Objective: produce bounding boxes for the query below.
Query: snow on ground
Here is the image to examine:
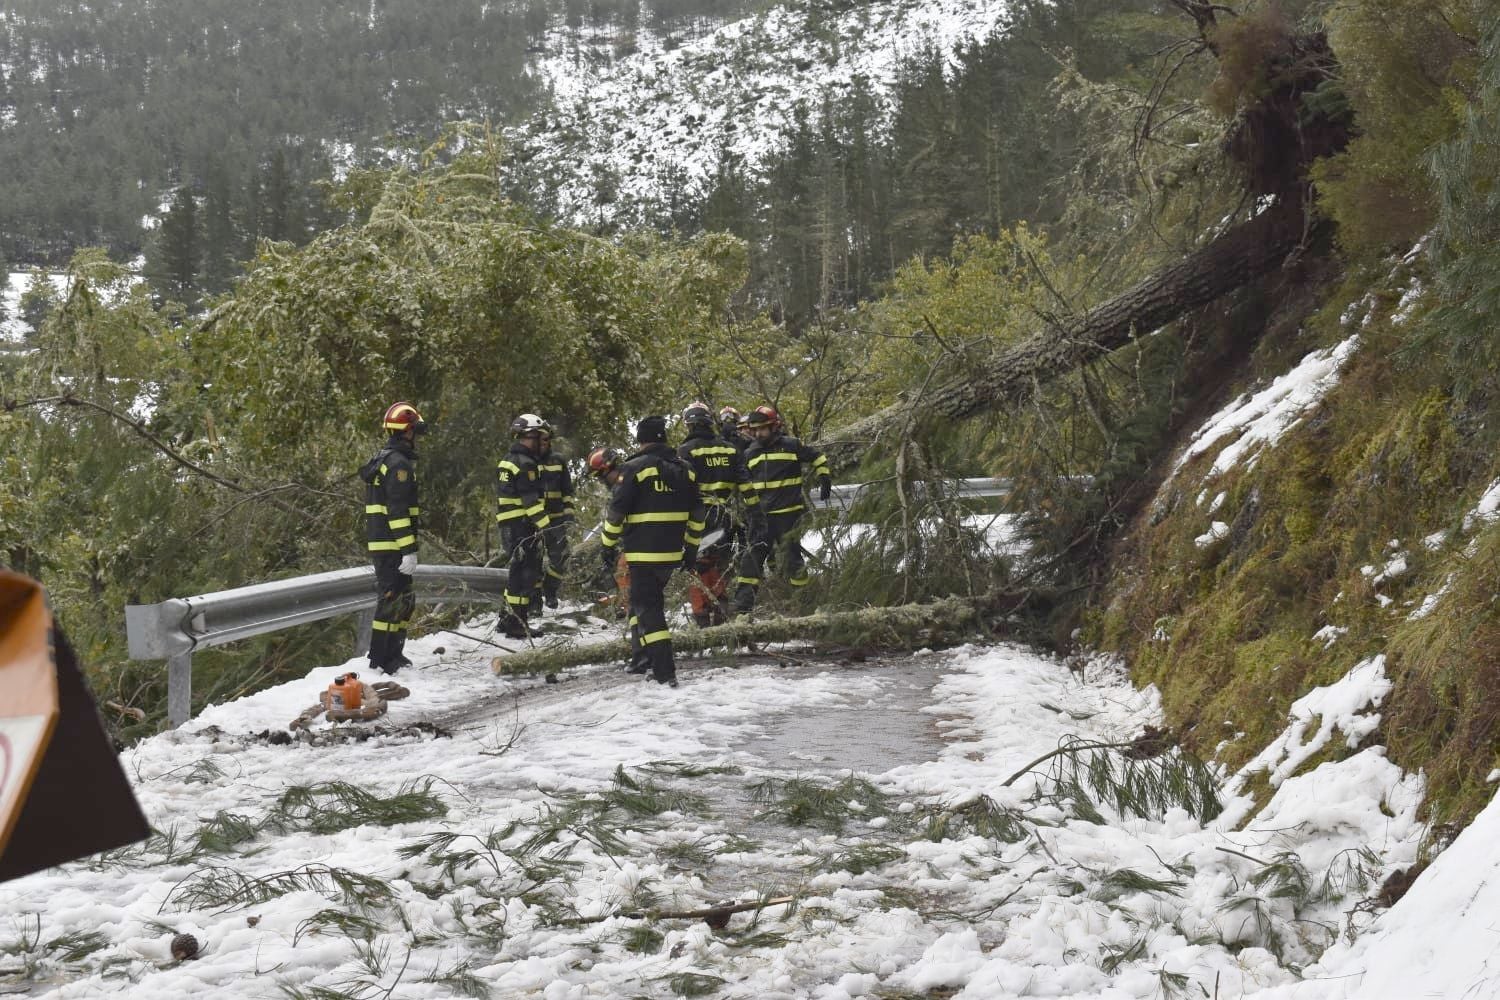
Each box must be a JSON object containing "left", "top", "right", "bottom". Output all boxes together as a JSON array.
[
  {"left": 1, "top": 270, "right": 66, "bottom": 343},
  {"left": 1173, "top": 336, "right": 1360, "bottom": 482},
  {"left": 0, "top": 603, "right": 1445, "bottom": 999}
]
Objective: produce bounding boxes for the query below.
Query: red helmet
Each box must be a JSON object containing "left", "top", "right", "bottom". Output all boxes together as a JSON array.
[
  {"left": 744, "top": 405, "right": 781, "bottom": 430},
  {"left": 587, "top": 447, "right": 623, "bottom": 478},
  {"left": 382, "top": 401, "right": 427, "bottom": 434}
]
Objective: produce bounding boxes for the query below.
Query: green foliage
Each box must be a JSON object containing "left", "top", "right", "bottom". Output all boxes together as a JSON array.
[
  {"left": 1420, "top": 21, "right": 1500, "bottom": 404},
  {"left": 1312, "top": 0, "right": 1484, "bottom": 253},
  {"left": 1, "top": 133, "right": 745, "bottom": 730}
]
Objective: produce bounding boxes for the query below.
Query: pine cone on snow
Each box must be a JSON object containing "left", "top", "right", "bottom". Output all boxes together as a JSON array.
[{"left": 170, "top": 933, "right": 200, "bottom": 961}]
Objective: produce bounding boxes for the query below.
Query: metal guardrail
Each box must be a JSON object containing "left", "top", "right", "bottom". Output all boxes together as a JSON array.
[
  {"left": 125, "top": 565, "right": 507, "bottom": 728},
  {"left": 124, "top": 477, "right": 1017, "bottom": 729},
  {"left": 808, "top": 477, "right": 1012, "bottom": 511}
]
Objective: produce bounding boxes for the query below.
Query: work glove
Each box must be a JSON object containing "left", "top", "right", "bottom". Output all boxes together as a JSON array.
[
  {"left": 398, "top": 552, "right": 418, "bottom": 576},
  {"left": 818, "top": 478, "right": 832, "bottom": 502}
]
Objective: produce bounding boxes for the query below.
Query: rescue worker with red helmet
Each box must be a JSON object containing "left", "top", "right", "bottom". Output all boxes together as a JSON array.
[
  {"left": 599, "top": 416, "right": 705, "bottom": 687},
  {"left": 359, "top": 401, "right": 427, "bottom": 674},
  {"left": 678, "top": 401, "right": 749, "bottom": 626},
  {"left": 585, "top": 446, "right": 629, "bottom": 612},
  {"left": 533, "top": 423, "right": 576, "bottom": 611},
  {"left": 496, "top": 413, "right": 552, "bottom": 638},
  {"left": 734, "top": 404, "right": 831, "bottom": 615}
]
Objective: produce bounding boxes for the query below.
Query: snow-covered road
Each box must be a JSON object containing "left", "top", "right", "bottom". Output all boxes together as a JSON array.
[{"left": 0, "top": 610, "right": 1443, "bottom": 998}]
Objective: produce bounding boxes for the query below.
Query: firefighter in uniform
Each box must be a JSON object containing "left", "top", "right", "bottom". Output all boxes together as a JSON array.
[
  {"left": 677, "top": 401, "right": 750, "bottom": 626},
  {"left": 718, "top": 406, "right": 748, "bottom": 457},
  {"left": 533, "top": 424, "right": 576, "bottom": 611},
  {"left": 734, "top": 405, "right": 831, "bottom": 616},
  {"left": 586, "top": 447, "right": 629, "bottom": 613},
  {"left": 599, "top": 416, "right": 705, "bottom": 687},
  {"left": 360, "top": 401, "right": 427, "bottom": 674},
  {"left": 496, "top": 413, "right": 551, "bottom": 638}
]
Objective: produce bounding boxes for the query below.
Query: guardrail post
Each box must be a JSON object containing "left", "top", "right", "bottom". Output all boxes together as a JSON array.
[
  {"left": 353, "top": 610, "right": 374, "bottom": 657},
  {"left": 167, "top": 651, "right": 193, "bottom": 729}
]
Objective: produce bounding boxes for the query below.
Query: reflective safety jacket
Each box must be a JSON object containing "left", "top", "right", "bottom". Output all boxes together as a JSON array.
[
  {"left": 677, "top": 430, "right": 752, "bottom": 511},
  {"left": 743, "top": 434, "right": 830, "bottom": 516},
  {"left": 496, "top": 442, "right": 550, "bottom": 532},
  {"left": 536, "top": 450, "right": 576, "bottom": 522},
  {"left": 360, "top": 435, "right": 419, "bottom": 555},
  {"left": 602, "top": 444, "right": 706, "bottom": 564}
]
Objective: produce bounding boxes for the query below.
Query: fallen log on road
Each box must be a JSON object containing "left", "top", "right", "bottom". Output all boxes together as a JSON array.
[{"left": 491, "top": 596, "right": 990, "bottom": 676}]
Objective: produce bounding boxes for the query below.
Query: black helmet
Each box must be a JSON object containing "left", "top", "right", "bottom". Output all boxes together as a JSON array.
[
  {"left": 635, "top": 415, "right": 668, "bottom": 444},
  {"left": 510, "top": 412, "right": 547, "bottom": 437}
]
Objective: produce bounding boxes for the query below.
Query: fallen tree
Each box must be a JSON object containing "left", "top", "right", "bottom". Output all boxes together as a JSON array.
[
  {"left": 819, "top": 204, "right": 1328, "bottom": 472},
  {"left": 491, "top": 596, "right": 990, "bottom": 675},
  {"left": 818, "top": 2, "right": 1351, "bottom": 473}
]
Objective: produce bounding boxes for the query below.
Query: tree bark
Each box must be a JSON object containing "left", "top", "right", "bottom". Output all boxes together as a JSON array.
[
  {"left": 818, "top": 205, "right": 1324, "bottom": 472},
  {"left": 490, "top": 596, "right": 986, "bottom": 675}
]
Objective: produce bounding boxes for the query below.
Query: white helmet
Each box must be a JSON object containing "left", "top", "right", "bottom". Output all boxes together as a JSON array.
[{"left": 510, "top": 413, "right": 548, "bottom": 437}]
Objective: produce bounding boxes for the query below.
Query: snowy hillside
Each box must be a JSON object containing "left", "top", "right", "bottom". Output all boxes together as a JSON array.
[{"left": 510, "top": 0, "right": 1010, "bottom": 225}]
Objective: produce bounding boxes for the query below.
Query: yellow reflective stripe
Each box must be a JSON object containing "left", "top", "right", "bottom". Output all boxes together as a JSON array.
[
  {"left": 543, "top": 491, "right": 563, "bottom": 498},
  {"left": 685, "top": 533, "right": 701, "bottom": 545},
  {"left": 736, "top": 576, "right": 761, "bottom": 586},
  {"left": 757, "top": 477, "right": 804, "bottom": 490},
  {"left": 496, "top": 509, "right": 529, "bottom": 522},
  {"left": 701, "top": 496, "right": 726, "bottom": 506},
  {"left": 811, "top": 455, "right": 829, "bottom": 469},
  {"left": 534, "top": 514, "right": 552, "bottom": 529},
  {"left": 546, "top": 567, "right": 564, "bottom": 580},
  {"left": 504, "top": 593, "right": 530, "bottom": 606},
  {"left": 410, "top": 507, "right": 420, "bottom": 517},
  {"left": 497, "top": 497, "right": 523, "bottom": 507},
  {"left": 747, "top": 452, "right": 798, "bottom": 468},
  {"left": 498, "top": 460, "right": 521, "bottom": 474},
  {"left": 789, "top": 575, "right": 811, "bottom": 586},
  {"left": 625, "top": 551, "right": 682, "bottom": 563},
  {"left": 624, "top": 511, "right": 690, "bottom": 524},
  {"left": 379, "top": 463, "right": 389, "bottom": 475},
  {"left": 628, "top": 615, "right": 639, "bottom": 627},
  {"left": 603, "top": 522, "right": 623, "bottom": 535},
  {"left": 365, "top": 504, "right": 388, "bottom": 514},
  {"left": 701, "top": 481, "right": 736, "bottom": 491},
  {"left": 368, "top": 540, "right": 400, "bottom": 551},
  {"left": 689, "top": 444, "right": 737, "bottom": 457},
  {"left": 768, "top": 505, "right": 805, "bottom": 515},
  {"left": 641, "top": 629, "right": 672, "bottom": 645},
  {"left": 744, "top": 495, "right": 760, "bottom": 507},
  {"left": 371, "top": 620, "right": 402, "bottom": 632},
  {"left": 601, "top": 535, "right": 619, "bottom": 549},
  {"left": 687, "top": 518, "right": 705, "bottom": 531},
  {"left": 635, "top": 466, "right": 659, "bottom": 481},
  {"left": 388, "top": 517, "right": 412, "bottom": 529},
  {"left": 392, "top": 534, "right": 415, "bottom": 548}
]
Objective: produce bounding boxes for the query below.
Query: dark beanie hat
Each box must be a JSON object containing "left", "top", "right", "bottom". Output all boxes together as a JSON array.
[{"left": 635, "top": 415, "right": 668, "bottom": 444}]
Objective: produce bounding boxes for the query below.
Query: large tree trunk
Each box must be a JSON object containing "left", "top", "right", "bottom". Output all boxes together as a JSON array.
[
  {"left": 491, "top": 596, "right": 987, "bottom": 675},
  {"left": 819, "top": 205, "right": 1324, "bottom": 471}
]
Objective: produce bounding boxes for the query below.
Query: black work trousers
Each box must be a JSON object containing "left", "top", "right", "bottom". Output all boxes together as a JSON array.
[
  {"left": 538, "top": 519, "right": 572, "bottom": 601},
  {"left": 627, "top": 562, "right": 677, "bottom": 684},
  {"left": 734, "top": 510, "right": 808, "bottom": 613},
  {"left": 370, "top": 552, "right": 415, "bottom": 671},
  {"left": 503, "top": 523, "right": 543, "bottom": 631}
]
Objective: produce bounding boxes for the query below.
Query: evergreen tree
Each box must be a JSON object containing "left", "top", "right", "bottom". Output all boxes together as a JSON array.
[
  {"left": 200, "top": 160, "right": 238, "bottom": 295},
  {"left": 146, "top": 186, "right": 200, "bottom": 309}
]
